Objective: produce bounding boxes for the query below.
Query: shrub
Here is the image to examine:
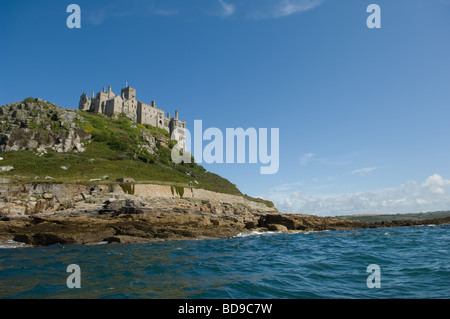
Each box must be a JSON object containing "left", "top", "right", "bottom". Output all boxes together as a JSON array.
[
  {"left": 23, "top": 97, "right": 35, "bottom": 103},
  {"left": 120, "top": 183, "right": 135, "bottom": 195},
  {"left": 168, "top": 140, "right": 177, "bottom": 149},
  {"left": 171, "top": 185, "right": 184, "bottom": 198},
  {"left": 91, "top": 131, "right": 108, "bottom": 142},
  {"left": 107, "top": 136, "right": 129, "bottom": 152}
]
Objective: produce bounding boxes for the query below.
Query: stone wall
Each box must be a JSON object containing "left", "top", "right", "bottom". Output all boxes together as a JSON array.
[
  {"left": 133, "top": 184, "right": 272, "bottom": 211},
  {"left": 27, "top": 183, "right": 124, "bottom": 202},
  {"left": 0, "top": 182, "right": 272, "bottom": 212}
]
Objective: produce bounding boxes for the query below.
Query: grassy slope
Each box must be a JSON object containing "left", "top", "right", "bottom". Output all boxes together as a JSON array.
[{"left": 1, "top": 107, "right": 272, "bottom": 204}]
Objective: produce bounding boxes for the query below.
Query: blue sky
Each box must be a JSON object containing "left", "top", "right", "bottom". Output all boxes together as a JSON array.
[{"left": 1, "top": 0, "right": 450, "bottom": 215}]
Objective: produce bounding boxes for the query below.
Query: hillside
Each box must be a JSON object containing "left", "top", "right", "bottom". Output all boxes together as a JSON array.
[{"left": 0, "top": 98, "right": 273, "bottom": 207}]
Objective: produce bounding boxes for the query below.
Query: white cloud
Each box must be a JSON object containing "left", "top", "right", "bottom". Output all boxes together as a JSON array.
[
  {"left": 273, "top": 0, "right": 324, "bottom": 18},
  {"left": 263, "top": 174, "right": 450, "bottom": 216},
  {"left": 212, "top": 0, "right": 324, "bottom": 19},
  {"left": 86, "top": 1, "right": 178, "bottom": 25},
  {"left": 247, "top": 0, "right": 324, "bottom": 19},
  {"left": 85, "top": 0, "right": 323, "bottom": 24},
  {"left": 299, "top": 152, "right": 315, "bottom": 166},
  {"left": 350, "top": 167, "right": 377, "bottom": 175},
  {"left": 422, "top": 173, "right": 450, "bottom": 195},
  {"left": 218, "top": 0, "right": 236, "bottom": 17},
  {"left": 298, "top": 151, "right": 362, "bottom": 167},
  {"left": 269, "top": 182, "right": 303, "bottom": 192}
]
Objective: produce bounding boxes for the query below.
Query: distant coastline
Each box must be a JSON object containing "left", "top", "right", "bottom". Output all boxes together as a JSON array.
[{"left": 340, "top": 211, "right": 450, "bottom": 223}]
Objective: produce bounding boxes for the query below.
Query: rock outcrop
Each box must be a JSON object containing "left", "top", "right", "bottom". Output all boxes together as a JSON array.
[
  {"left": 0, "top": 99, "right": 90, "bottom": 153},
  {"left": 1, "top": 183, "right": 449, "bottom": 246}
]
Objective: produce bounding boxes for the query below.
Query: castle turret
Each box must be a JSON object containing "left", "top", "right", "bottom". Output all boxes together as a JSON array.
[
  {"left": 121, "top": 86, "right": 136, "bottom": 100},
  {"left": 107, "top": 85, "right": 115, "bottom": 99}
]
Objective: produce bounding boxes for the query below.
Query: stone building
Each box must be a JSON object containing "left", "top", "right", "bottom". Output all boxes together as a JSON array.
[{"left": 79, "top": 85, "right": 186, "bottom": 147}]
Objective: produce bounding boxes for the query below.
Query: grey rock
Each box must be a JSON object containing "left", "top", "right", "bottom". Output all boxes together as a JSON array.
[
  {"left": 42, "top": 193, "right": 53, "bottom": 199},
  {"left": 0, "top": 101, "right": 90, "bottom": 154}
]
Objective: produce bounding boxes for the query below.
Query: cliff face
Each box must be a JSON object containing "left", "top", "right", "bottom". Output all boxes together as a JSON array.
[{"left": 0, "top": 99, "right": 90, "bottom": 153}]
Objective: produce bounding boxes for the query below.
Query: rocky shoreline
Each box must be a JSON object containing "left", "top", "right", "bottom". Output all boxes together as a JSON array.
[{"left": 1, "top": 183, "right": 449, "bottom": 247}]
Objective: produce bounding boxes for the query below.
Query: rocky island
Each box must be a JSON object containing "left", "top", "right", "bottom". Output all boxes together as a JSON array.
[{"left": 1, "top": 98, "right": 449, "bottom": 247}]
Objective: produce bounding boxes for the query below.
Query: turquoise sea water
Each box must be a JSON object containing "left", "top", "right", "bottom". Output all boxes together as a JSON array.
[{"left": 0, "top": 225, "right": 449, "bottom": 299}]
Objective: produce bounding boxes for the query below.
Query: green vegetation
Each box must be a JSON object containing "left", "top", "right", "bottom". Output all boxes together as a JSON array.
[
  {"left": 243, "top": 195, "right": 275, "bottom": 208},
  {"left": 0, "top": 109, "right": 271, "bottom": 206},
  {"left": 142, "top": 123, "right": 170, "bottom": 138},
  {"left": 340, "top": 211, "right": 450, "bottom": 223},
  {"left": 120, "top": 183, "right": 135, "bottom": 195},
  {"left": 23, "top": 97, "right": 36, "bottom": 103},
  {"left": 171, "top": 185, "right": 185, "bottom": 198}
]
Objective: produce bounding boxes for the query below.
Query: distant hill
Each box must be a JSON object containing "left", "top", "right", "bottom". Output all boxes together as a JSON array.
[
  {"left": 0, "top": 98, "right": 274, "bottom": 208},
  {"left": 339, "top": 211, "right": 450, "bottom": 223}
]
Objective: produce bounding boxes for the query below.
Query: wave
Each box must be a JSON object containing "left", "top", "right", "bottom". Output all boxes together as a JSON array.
[
  {"left": 234, "top": 229, "right": 332, "bottom": 238},
  {"left": 234, "top": 230, "right": 282, "bottom": 238},
  {"left": 86, "top": 241, "right": 108, "bottom": 246},
  {"left": 0, "top": 239, "right": 30, "bottom": 249}
]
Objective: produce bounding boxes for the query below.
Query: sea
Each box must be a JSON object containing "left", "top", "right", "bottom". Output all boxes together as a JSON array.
[{"left": 0, "top": 224, "right": 449, "bottom": 299}]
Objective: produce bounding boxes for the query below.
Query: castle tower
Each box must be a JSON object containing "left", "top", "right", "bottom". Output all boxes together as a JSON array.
[{"left": 121, "top": 86, "right": 136, "bottom": 100}]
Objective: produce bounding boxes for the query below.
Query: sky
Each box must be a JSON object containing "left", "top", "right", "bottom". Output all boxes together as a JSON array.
[{"left": 1, "top": 0, "right": 450, "bottom": 216}]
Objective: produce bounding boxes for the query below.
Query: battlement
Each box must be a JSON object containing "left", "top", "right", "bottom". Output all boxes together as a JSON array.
[{"left": 79, "top": 85, "right": 186, "bottom": 146}]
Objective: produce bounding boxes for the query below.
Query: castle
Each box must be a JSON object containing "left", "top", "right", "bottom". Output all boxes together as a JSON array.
[{"left": 79, "top": 85, "right": 186, "bottom": 146}]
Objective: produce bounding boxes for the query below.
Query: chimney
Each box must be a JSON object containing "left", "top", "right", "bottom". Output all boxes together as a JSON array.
[
  {"left": 92, "top": 90, "right": 95, "bottom": 98},
  {"left": 151, "top": 101, "right": 156, "bottom": 107},
  {"left": 175, "top": 110, "right": 179, "bottom": 120},
  {"left": 167, "top": 112, "right": 170, "bottom": 118},
  {"left": 108, "top": 85, "right": 111, "bottom": 92},
  {"left": 103, "top": 87, "right": 105, "bottom": 93}
]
